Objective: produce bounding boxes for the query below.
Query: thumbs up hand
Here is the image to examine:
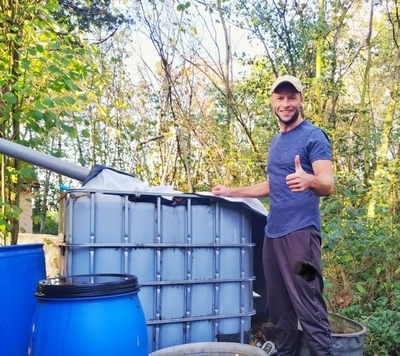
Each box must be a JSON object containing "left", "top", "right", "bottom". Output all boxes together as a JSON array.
[{"left": 286, "top": 155, "right": 313, "bottom": 192}]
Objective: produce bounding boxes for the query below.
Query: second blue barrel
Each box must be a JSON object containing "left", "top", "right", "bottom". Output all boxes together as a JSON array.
[
  {"left": 0, "top": 243, "right": 46, "bottom": 356},
  {"left": 29, "top": 274, "right": 148, "bottom": 356}
]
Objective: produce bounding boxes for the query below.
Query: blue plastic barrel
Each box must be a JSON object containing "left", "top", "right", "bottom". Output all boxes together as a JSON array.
[
  {"left": 0, "top": 243, "right": 46, "bottom": 356},
  {"left": 29, "top": 274, "right": 148, "bottom": 356}
]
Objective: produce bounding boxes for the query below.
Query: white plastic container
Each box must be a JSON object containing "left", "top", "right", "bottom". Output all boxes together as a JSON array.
[{"left": 59, "top": 190, "right": 260, "bottom": 353}]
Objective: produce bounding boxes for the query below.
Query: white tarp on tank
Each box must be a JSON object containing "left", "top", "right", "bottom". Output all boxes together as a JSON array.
[{"left": 80, "top": 165, "right": 268, "bottom": 217}]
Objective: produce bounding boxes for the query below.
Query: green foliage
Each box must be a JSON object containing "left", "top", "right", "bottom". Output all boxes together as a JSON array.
[
  {"left": 344, "top": 296, "right": 400, "bottom": 356},
  {"left": 0, "top": 198, "right": 21, "bottom": 244},
  {"left": 33, "top": 210, "right": 58, "bottom": 235},
  {"left": 0, "top": 0, "right": 103, "bottom": 243},
  {"left": 321, "top": 170, "right": 400, "bottom": 355}
]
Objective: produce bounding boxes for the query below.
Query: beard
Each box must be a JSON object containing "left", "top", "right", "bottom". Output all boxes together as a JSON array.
[{"left": 276, "top": 109, "right": 300, "bottom": 126}]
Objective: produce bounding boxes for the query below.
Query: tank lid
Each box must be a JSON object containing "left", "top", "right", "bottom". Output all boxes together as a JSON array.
[{"left": 35, "top": 274, "right": 140, "bottom": 298}]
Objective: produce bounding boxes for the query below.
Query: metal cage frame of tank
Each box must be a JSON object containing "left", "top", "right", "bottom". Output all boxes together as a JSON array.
[{"left": 58, "top": 189, "right": 267, "bottom": 353}]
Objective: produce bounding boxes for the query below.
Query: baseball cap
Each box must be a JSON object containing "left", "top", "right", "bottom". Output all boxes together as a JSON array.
[{"left": 271, "top": 75, "right": 303, "bottom": 94}]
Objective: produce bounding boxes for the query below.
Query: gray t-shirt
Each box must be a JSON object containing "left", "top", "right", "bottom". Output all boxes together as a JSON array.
[{"left": 265, "top": 120, "right": 332, "bottom": 238}]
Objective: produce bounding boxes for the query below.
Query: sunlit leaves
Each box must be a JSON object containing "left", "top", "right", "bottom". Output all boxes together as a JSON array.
[{"left": 0, "top": 0, "right": 101, "bottom": 243}]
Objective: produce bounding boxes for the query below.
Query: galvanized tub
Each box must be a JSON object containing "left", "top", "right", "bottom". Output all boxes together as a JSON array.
[
  {"left": 148, "top": 341, "right": 268, "bottom": 355},
  {"left": 298, "top": 313, "right": 367, "bottom": 356},
  {"left": 58, "top": 189, "right": 262, "bottom": 353}
]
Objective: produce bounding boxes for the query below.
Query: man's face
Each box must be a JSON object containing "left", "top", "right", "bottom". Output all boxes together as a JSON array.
[{"left": 271, "top": 84, "right": 303, "bottom": 127}]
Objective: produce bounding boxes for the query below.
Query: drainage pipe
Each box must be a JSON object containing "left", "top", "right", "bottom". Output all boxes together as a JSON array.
[{"left": 0, "top": 138, "right": 90, "bottom": 182}]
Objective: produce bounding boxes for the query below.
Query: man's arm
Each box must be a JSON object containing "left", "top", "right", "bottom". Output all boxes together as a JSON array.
[
  {"left": 309, "top": 159, "right": 334, "bottom": 196},
  {"left": 286, "top": 155, "right": 334, "bottom": 196},
  {"left": 212, "top": 179, "right": 270, "bottom": 198}
]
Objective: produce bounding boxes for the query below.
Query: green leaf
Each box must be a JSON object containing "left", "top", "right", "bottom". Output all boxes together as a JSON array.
[
  {"left": 64, "top": 79, "right": 79, "bottom": 91},
  {"left": 36, "top": 44, "right": 44, "bottom": 52},
  {"left": 78, "top": 157, "right": 87, "bottom": 166},
  {"left": 63, "top": 96, "right": 75, "bottom": 105},
  {"left": 177, "top": 2, "right": 190, "bottom": 11},
  {"left": 3, "top": 92, "right": 17, "bottom": 104},
  {"left": 49, "top": 42, "right": 61, "bottom": 50},
  {"left": 43, "top": 111, "right": 56, "bottom": 121},
  {"left": 53, "top": 97, "right": 64, "bottom": 105},
  {"left": 42, "top": 98, "right": 55, "bottom": 108},
  {"left": 81, "top": 129, "right": 90, "bottom": 138},
  {"left": 60, "top": 122, "right": 78, "bottom": 138},
  {"left": 18, "top": 166, "right": 34, "bottom": 178},
  {"left": 68, "top": 127, "right": 78, "bottom": 138},
  {"left": 45, "top": 120, "right": 54, "bottom": 129},
  {"left": 31, "top": 110, "right": 43, "bottom": 120},
  {"left": 29, "top": 121, "right": 43, "bottom": 133},
  {"left": 49, "top": 80, "right": 66, "bottom": 92},
  {"left": 21, "top": 58, "right": 30, "bottom": 70},
  {"left": 32, "top": 215, "right": 42, "bottom": 224},
  {"left": 48, "top": 64, "right": 64, "bottom": 75},
  {"left": 78, "top": 94, "right": 88, "bottom": 101},
  {"left": 44, "top": 1, "right": 61, "bottom": 11},
  {"left": 355, "top": 283, "right": 367, "bottom": 295},
  {"left": 35, "top": 102, "right": 45, "bottom": 110}
]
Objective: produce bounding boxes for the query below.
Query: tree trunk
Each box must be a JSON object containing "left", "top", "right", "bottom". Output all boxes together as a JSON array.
[{"left": 367, "top": 2, "right": 399, "bottom": 218}]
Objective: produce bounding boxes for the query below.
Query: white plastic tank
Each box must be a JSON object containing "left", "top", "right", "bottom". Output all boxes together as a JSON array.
[{"left": 59, "top": 190, "right": 266, "bottom": 353}]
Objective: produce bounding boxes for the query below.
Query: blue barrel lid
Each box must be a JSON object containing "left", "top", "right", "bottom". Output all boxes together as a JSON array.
[{"left": 35, "top": 274, "right": 140, "bottom": 298}]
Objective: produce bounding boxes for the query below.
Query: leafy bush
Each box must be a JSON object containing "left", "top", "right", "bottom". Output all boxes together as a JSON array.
[{"left": 320, "top": 173, "right": 400, "bottom": 355}]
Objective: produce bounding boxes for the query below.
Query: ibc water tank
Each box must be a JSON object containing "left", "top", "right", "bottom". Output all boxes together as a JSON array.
[{"left": 59, "top": 190, "right": 266, "bottom": 353}]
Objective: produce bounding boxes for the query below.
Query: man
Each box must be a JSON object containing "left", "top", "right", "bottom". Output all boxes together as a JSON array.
[{"left": 212, "top": 75, "right": 334, "bottom": 356}]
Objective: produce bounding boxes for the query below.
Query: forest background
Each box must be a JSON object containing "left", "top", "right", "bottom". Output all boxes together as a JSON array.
[{"left": 1, "top": 0, "right": 399, "bottom": 354}]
